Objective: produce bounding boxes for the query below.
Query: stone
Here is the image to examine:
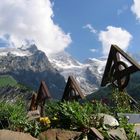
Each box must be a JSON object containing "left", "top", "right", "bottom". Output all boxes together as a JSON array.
[
  {"left": 98, "top": 113, "right": 119, "bottom": 127},
  {"left": 117, "top": 113, "right": 140, "bottom": 137},
  {"left": 89, "top": 127, "right": 104, "bottom": 140},
  {"left": 38, "top": 129, "right": 82, "bottom": 140},
  {"left": 0, "top": 130, "right": 37, "bottom": 140},
  {"left": 107, "top": 128, "right": 128, "bottom": 140},
  {"left": 27, "top": 110, "right": 40, "bottom": 121},
  {"left": 134, "top": 124, "right": 140, "bottom": 136}
]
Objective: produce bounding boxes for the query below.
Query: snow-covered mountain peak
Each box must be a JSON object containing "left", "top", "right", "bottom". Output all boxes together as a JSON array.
[
  {"left": 49, "top": 51, "right": 83, "bottom": 69},
  {"left": 0, "top": 44, "right": 38, "bottom": 57},
  {"left": 49, "top": 51, "right": 106, "bottom": 94},
  {"left": 84, "top": 58, "right": 106, "bottom": 74}
]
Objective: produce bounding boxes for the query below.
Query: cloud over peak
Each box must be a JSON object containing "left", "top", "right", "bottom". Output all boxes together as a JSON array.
[
  {"left": 99, "top": 26, "right": 132, "bottom": 56},
  {"left": 0, "top": 0, "right": 72, "bottom": 55},
  {"left": 131, "top": 0, "right": 140, "bottom": 22}
]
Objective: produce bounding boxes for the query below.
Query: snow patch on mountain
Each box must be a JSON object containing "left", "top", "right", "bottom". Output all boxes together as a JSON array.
[
  {"left": 49, "top": 51, "right": 83, "bottom": 70},
  {"left": 49, "top": 51, "right": 106, "bottom": 95},
  {"left": 0, "top": 44, "right": 38, "bottom": 57},
  {"left": 84, "top": 58, "right": 106, "bottom": 74}
]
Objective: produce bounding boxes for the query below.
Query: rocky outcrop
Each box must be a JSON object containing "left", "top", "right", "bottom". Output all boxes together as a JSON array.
[
  {"left": 108, "top": 128, "right": 128, "bottom": 140},
  {"left": 98, "top": 113, "right": 119, "bottom": 128},
  {"left": 0, "top": 130, "right": 37, "bottom": 140},
  {"left": 38, "top": 129, "right": 82, "bottom": 140},
  {"left": 89, "top": 127, "right": 104, "bottom": 140}
]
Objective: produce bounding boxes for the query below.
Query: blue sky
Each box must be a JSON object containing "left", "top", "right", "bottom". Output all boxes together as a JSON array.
[
  {"left": 52, "top": 0, "right": 140, "bottom": 61},
  {"left": 0, "top": 0, "right": 140, "bottom": 62}
]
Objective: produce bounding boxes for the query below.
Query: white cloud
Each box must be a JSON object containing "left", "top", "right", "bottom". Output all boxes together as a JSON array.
[
  {"left": 99, "top": 26, "right": 132, "bottom": 56},
  {"left": 131, "top": 0, "right": 140, "bottom": 21},
  {"left": 0, "top": 0, "right": 72, "bottom": 55},
  {"left": 90, "top": 48, "right": 97, "bottom": 53},
  {"left": 83, "top": 24, "right": 97, "bottom": 34},
  {"left": 117, "top": 5, "right": 128, "bottom": 15}
]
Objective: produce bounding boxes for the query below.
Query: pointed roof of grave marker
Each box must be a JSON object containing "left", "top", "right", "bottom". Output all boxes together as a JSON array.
[
  {"left": 36, "top": 80, "right": 52, "bottom": 102},
  {"left": 101, "top": 44, "right": 140, "bottom": 89},
  {"left": 29, "top": 81, "right": 52, "bottom": 111},
  {"left": 61, "top": 76, "right": 85, "bottom": 101}
]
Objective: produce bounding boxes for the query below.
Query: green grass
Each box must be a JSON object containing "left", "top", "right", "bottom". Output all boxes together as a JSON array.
[{"left": 0, "top": 75, "right": 17, "bottom": 87}]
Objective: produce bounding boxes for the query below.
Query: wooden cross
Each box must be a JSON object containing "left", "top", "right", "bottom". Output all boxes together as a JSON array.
[
  {"left": 101, "top": 44, "right": 140, "bottom": 91},
  {"left": 29, "top": 80, "right": 51, "bottom": 116}
]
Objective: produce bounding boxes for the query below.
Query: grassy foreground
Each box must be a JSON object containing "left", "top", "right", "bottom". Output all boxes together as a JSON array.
[{"left": 0, "top": 89, "right": 140, "bottom": 139}]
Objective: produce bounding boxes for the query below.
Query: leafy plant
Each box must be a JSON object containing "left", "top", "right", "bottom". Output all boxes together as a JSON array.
[
  {"left": 112, "top": 89, "right": 134, "bottom": 113},
  {"left": 20, "top": 120, "right": 41, "bottom": 137},
  {"left": 0, "top": 99, "right": 42, "bottom": 137},
  {"left": 9, "top": 100, "right": 27, "bottom": 129},
  {"left": 92, "top": 100, "right": 110, "bottom": 114},
  {"left": 45, "top": 100, "right": 61, "bottom": 118},
  {"left": 0, "top": 99, "right": 27, "bottom": 128},
  {"left": 58, "top": 101, "right": 94, "bottom": 130},
  {"left": 118, "top": 115, "right": 139, "bottom": 140}
]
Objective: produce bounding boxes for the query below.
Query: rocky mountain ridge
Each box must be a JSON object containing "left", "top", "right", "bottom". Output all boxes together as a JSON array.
[
  {"left": 0, "top": 45, "right": 66, "bottom": 99},
  {"left": 0, "top": 45, "right": 106, "bottom": 97},
  {"left": 1, "top": 44, "right": 140, "bottom": 100}
]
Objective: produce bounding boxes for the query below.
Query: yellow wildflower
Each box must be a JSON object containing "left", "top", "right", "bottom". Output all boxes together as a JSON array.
[
  {"left": 39, "top": 117, "right": 51, "bottom": 125},
  {"left": 44, "top": 117, "right": 51, "bottom": 124}
]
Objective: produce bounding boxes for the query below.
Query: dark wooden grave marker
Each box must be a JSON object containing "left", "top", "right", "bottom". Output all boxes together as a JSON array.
[
  {"left": 61, "top": 76, "right": 85, "bottom": 101},
  {"left": 101, "top": 44, "right": 140, "bottom": 91},
  {"left": 29, "top": 80, "right": 51, "bottom": 117}
]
